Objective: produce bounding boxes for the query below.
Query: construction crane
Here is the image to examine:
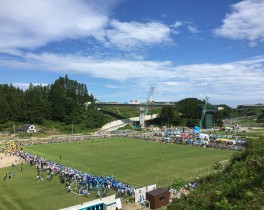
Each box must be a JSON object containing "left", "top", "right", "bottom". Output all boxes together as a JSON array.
[
  {"left": 199, "top": 96, "right": 209, "bottom": 128},
  {"left": 138, "top": 84, "right": 158, "bottom": 129},
  {"left": 144, "top": 83, "right": 157, "bottom": 115}
]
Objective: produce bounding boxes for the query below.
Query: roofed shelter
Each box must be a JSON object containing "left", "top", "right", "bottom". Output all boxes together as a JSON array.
[
  {"left": 17, "top": 124, "right": 37, "bottom": 133},
  {"left": 146, "top": 188, "right": 170, "bottom": 209}
]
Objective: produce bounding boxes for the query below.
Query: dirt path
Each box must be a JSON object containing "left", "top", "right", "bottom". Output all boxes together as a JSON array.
[
  {"left": 121, "top": 201, "right": 140, "bottom": 210},
  {"left": 0, "top": 153, "right": 23, "bottom": 169}
]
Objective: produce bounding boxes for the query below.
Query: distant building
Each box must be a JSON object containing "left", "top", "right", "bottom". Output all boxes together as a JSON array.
[
  {"left": 84, "top": 101, "right": 92, "bottom": 110},
  {"left": 129, "top": 100, "right": 141, "bottom": 104},
  {"left": 237, "top": 104, "right": 264, "bottom": 110},
  {"left": 17, "top": 124, "right": 37, "bottom": 133}
]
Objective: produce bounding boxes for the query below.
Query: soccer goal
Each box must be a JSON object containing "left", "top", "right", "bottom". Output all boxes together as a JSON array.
[{"left": 70, "top": 180, "right": 89, "bottom": 196}]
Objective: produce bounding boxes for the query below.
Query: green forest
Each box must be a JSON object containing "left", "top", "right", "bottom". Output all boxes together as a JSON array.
[
  {"left": 0, "top": 75, "right": 112, "bottom": 133},
  {"left": 0, "top": 75, "right": 263, "bottom": 133}
]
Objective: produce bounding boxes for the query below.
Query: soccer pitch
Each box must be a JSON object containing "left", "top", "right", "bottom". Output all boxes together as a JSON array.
[{"left": 23, "top": 137, "right": 234, "bottom": 187}]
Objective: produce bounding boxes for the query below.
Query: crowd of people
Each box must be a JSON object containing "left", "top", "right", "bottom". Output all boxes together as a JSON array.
[
  {"left": 15, "top": 130, "right": 245, "bottom": 152},
  {"left": 12, "top": 149, "right": 134, "bottom": 197}
]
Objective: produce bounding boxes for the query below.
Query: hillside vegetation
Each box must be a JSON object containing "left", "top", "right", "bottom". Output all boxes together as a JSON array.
[
  {"left": 100, "top": 106, "right": 161, "bottom": 120},
  {"left": 0, "top": 75, "right": 113, "bottom": 133},
  {"left": 1, "top": 76, "right": 264, "bottom": 134},
  {"left": 168, "top": 136, "right": 264, "bottom": 210}
]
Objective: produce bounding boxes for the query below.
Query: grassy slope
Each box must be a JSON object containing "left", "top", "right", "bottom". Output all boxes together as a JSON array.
[
  {"left": 168, "top": 137, "right": 264, "bottom": 209},
  {"left": 100, "top": 107, "right": 161, "bottom": 120},
  {"left": 23, "top": 138, "right": 234, "bottom": 187}
]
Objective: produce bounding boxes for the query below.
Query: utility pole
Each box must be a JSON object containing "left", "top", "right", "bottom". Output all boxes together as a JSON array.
[
  {"left": 13, "top": 123, "right": 16, "bottom": 134},
  {"left": 71, "top": 121, "right": 73, "bottom": 135}
]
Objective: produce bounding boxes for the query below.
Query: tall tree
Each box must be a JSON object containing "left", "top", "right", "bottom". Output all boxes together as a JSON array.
[
  {"left": 159, "top": 107, "right": 175, "bottom": 125},
  {"left": 49, "top": 77, "right": 67, "bottom": 122},
  {"left": 24, "top": 84, "right": 51, "bottom": 123},
  {"left": 176, "top": 98, "right": 202, "bottom": 120}
]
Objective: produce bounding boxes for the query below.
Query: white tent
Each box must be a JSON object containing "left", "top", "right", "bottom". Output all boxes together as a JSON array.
[{"left": 199, "top": 133, "right": 209, "bottom": 140}]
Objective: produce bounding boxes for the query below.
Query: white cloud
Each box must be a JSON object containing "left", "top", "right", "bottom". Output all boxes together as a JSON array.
[
  {"left": 0, "top": 0, "right": 175, "bottom": 51},
  {"left": 104, "top": 84, "right": 125, "bottom": 89},
  {"left": 1, "top": 51, "right": 264, "bottom": 106},
  {"left": 170, "top": 21, "right": 200, "bottom": 35},
  {"left": 171, "top": 21, "right": 183, "bottom": 28},
  {"left": 12, "top": 82, "right": 48, "bottom": 90},
  {"left": 105, "top": 20, "right": 173, "bottom": 50},
  {"left": 214, "top": 0, "right": 264, "bottom": 46},
  {"left": 187, "top": 26, "right": 199, "bottom": 34},
  {"left": 160, "top": 81, "right": 181, "bottom": 87},
  {"left": 0, "top": 0, "right": 114, "bottom": 50},
  {"left": 195, "top": 82, "right": 208, "bottom": 87},
  {"left": 170, "top": 21, "right": 183, "bottom": 35}
]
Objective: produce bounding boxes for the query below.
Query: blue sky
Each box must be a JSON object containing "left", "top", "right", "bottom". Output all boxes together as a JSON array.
[{"left": 0, "top": 0, "right": 264, "bottom": 107}]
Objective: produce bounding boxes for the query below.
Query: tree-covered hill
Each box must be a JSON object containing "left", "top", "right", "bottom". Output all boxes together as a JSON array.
[
  {"left": 1, "top": 75, "right": 263, "bottom": 133},
  {"left": 159, "top": 98, "right": 264, "bottom": 128},
  {"left": 0, "top": 75, "right": 112, "bottom": 132}
]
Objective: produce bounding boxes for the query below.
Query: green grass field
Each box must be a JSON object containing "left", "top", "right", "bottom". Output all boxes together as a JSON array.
[
  {"left": 0, "top": 137, "right": 235, "bottom": 209},
  {"left": 23, "top": 138, "right": 234, "bottom": 186}
]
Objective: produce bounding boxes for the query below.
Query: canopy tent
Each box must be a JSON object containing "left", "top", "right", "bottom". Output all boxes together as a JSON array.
[
  {"left": 193, "top": 125, "right": 200, "bottom": 133},
  {"left": 199, "top": 133, "right": 209, "bottom": 140}
]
